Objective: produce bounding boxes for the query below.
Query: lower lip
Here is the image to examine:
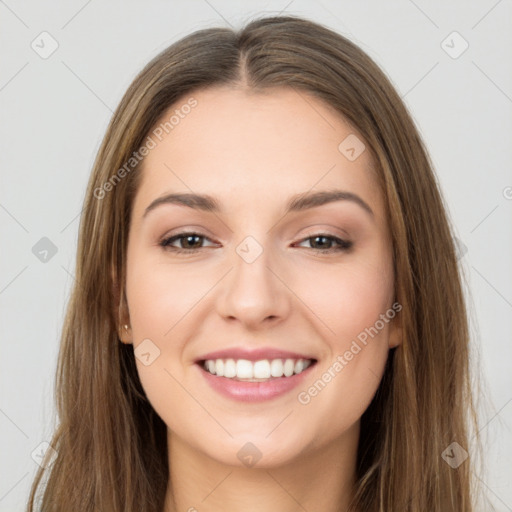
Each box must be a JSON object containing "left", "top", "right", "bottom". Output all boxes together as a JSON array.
[{"left": 197, "top": 362, "right": 316, "bottom": 402}]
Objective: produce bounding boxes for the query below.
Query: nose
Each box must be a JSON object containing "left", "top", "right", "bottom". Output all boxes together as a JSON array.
[{"left": 215, "top": 241, "right": 292, "bottom": 330}]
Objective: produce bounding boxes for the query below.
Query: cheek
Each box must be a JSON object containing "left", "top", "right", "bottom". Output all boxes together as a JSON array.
[
  {"left": 296, "top": 259, "right": 394, "bottom": 428},
  {"left": 125, "top": 255, "right": 202, "bottom": 427},
  {"left": 295, "top": 255, "right": 394, "bottom": 347},
  {"left": 292, "top": 254, "right": 393, "bottom": 410},
  {"left": 126, "top": 248, "right": 205, "bottom": 341},
  {"left": 124, "top": 245, "right": 229, "bottom": 404},
  {"left": 124, "top": 248, "right": 193, "bottom": 387}
]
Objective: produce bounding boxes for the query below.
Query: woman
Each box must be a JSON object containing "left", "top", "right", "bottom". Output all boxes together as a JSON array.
[{"left": 27, "top": 14, "right": 483, "bottom": 512}]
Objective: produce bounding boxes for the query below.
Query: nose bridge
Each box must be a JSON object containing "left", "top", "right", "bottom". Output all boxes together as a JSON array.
[{"left": 217, "top": 233, "right": 290, "bottom": 325}]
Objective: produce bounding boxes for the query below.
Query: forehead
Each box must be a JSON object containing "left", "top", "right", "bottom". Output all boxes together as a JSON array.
[{"left": 133, "top": 86, "right": 384, "bottom": 221}]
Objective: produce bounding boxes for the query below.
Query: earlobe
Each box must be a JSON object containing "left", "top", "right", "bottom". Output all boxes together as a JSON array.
[
  {"left": 118, "top": 323, "right": 133, "bottom": 345},
  {"left": 117, "top": 298, "right": 133, "bottom": 344},
  {"left": 112, "top": 268, "right": 133, "bottom": 344},
  {"left": 388, "top": 327, "right": 402, "bottom": 349},
  {"left": 388, "top": 306, "right": 403, "bottom": 349}
]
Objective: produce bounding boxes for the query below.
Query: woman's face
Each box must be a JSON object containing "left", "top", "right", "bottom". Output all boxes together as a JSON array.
[{"left": 123, "top": 85, "right": 401, "bottom": 467}]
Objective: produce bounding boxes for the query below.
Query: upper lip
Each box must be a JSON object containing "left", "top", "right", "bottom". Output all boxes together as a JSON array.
[{"left": 195, "top": 347, "right": 317, "bottom": 363}]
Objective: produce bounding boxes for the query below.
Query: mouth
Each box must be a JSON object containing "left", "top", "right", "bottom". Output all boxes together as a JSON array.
[
  {"left": 195, "top": 355, "right": 318, "bottom": 402},
  {"left": 197, "top": 357, "right": 317, "bottom": 382}
]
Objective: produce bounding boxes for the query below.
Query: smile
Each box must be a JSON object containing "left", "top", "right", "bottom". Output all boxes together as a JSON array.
[
  {"left": 196, "top": 358, "right": 317, "bottom": 402},
  {"left": 202, "top": 358, "right": 315, "bottom": 381}
]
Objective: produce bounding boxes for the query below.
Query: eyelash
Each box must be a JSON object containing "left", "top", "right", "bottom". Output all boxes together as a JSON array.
[{"left": 159, "top": 232, "right": 353, "bottom": 255}]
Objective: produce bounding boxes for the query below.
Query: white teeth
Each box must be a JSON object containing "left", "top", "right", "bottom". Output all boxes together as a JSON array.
[
  {"left": 253, "top": 360, "right": 270, "bottom": 379},
  {"left": 236, "top": 359, "right": 253, "bottom": 379},
  {"left": 202, "top": 357, "right": 313, "bottom": 380},
  {"left": 283, "top": 359, "right": 295, "bottom": 377},
  {"left": 224, "top": 359, "right": 236, "bottom": 378},
  {"left": 270, "top": 359, "right": 284, "bottom": 377},
  {"left": 215, "top": 359, "right": 224, "bottom": 376}
]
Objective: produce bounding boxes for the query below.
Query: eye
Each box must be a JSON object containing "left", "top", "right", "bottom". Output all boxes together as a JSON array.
[
  {"left": 159, "top": 232, "right": 217, "bottom": 254},
  {"left": 294, "top": 234, "right": 353, "bottom": 253}
]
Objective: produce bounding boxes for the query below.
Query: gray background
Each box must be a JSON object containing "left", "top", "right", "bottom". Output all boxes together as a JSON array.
[{"left": 1, "top": 1, "right": 511, "bottom": 510}]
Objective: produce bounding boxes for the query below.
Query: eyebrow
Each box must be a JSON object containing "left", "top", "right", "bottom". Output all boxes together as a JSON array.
[{"left": 143, "top": 189, "right": 374, "bottom": 219}]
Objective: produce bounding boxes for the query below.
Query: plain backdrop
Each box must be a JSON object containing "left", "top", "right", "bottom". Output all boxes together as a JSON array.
[{"left": 1, "top": 1, "right": 511, "bottom": 510}]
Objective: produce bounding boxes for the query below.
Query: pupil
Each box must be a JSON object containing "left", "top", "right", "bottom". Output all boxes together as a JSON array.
[
  {"left": 184, "top": 235, "right": 201, "bottom": 248},
  {"left": 314, "top": 236, "right": 330, "bottom": 249}
]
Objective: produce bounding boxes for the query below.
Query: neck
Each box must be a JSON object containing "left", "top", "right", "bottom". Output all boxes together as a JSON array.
[{"left": 163, "top": 422, "right": 359, "bottom": 512}]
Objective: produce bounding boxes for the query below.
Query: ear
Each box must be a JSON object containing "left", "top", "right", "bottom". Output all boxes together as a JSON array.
[
  {"left": 387, "top": 302, "right": 403, "bottom": 349},
  {"left": 112, "top": 266, "right": 133, "bottom": 345}
]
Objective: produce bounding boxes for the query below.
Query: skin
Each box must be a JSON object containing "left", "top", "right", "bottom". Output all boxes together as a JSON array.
[{"left": 119, "top": 85, "right": 402, "bottom": 512}]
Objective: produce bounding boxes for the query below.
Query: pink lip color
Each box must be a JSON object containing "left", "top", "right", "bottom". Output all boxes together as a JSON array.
[{"left": 197, "top": 361, "right": 316, "bottom": 402}]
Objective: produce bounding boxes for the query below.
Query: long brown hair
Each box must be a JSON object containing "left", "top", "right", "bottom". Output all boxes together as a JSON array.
[{"left": 27, "top": 14, "right": 484, "bottom": 511}]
